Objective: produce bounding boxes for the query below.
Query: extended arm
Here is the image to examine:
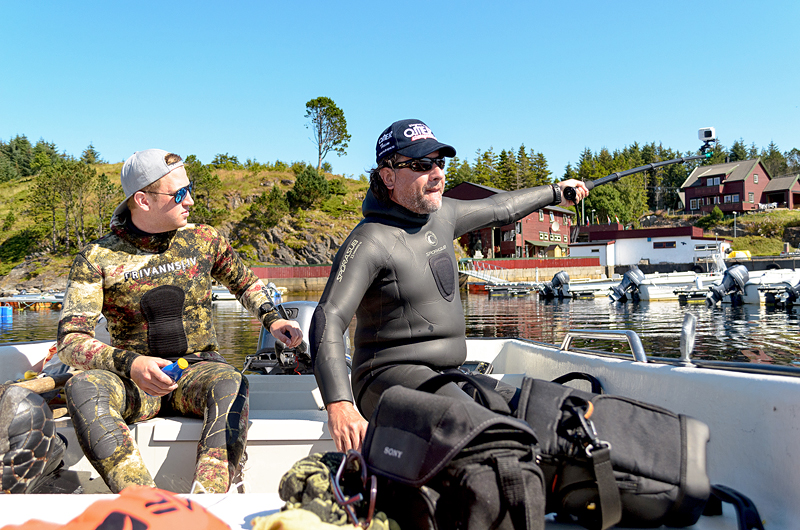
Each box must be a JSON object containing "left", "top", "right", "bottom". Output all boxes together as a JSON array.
[{"left": 452, "top": 180, "right": 588, "bottom": 237}]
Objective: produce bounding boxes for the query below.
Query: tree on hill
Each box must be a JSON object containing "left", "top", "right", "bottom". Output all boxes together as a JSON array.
[
  {"left": 305, "top": 97, "right": 351, "bottom": 171},
  {"left": 249, "top": 185, "right": 288, "bottom": 228},
  {"left": 287, "top": 165, "right": 330, "bottom": 209},
  {"left": 211, "top": 153, "right": 243, "bottom": 170},
  {"left": 444, "top": 156, "right": 474, "bottom": 191},
  {"left": 186, "top": 157, "right": 226, "bottom": 225},
  {"left": 761, "top": 141, "right": 788, "bottom": 177},
  {"left": 81, "top": 143, "right": 104, "bottom": 164}
]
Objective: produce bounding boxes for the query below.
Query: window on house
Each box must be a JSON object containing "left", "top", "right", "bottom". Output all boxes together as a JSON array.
[
  {"left": 708, "top": 178, "right": 714, "bottom": 186},
  {"left": 754, "top": 174, "right": 759, "bottom": 184},
  {"left": 549, "top": 212, "right": 555, "bottom": 223},
  {"left": 749, "top": 192, "right": 754, "bottom": 203},
  {"left": 714, "top": 177, "right": 720, "bottom": 185},
  {"left": 653, "top": 241, "right": 676, "bottom": 249},
  {"left": 540, "top": 232, "right": 548, "bottom": 240},
  {"left": 733, "top": 194, "right": 740, "bottom": 202},
  {"left": 714, "top": 196, "right": 720, "bottom": 204},
  {"left": 550, "top": 234, "right": 556, "bottom": 241},
  {"left": 724, "top": 195, "right": 731, "bottom": 203},
  {"left": 690, "top": 199, "right": 698, "bottom": 210},
  {"left": 539, "top": 211, "right": 544, "bottom": 221},
  {"left": 591, "top": 249, "right": 599, "bottom": 253}
]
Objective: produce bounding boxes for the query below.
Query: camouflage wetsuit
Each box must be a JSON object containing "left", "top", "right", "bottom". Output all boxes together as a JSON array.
[{"left": 58, "top": 216, "right": 281, "bottom": 493}]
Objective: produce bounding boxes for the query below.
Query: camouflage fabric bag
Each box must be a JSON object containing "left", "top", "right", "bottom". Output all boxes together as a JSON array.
[{"left": 275, "top": 451, "right": 398, "bottom": 530}]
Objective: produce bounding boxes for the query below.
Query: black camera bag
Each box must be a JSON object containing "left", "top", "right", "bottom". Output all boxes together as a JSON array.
[
  {"left": 363, "top": 382, "right": 546, "bottom": 530},
  {"left": 515, "top": 376, "right": 711, "bottom": 530}
]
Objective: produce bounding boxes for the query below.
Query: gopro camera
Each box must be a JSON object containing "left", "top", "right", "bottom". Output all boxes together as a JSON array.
[{"left": 698, "top": 127, "right": 716, "bottom": 142}]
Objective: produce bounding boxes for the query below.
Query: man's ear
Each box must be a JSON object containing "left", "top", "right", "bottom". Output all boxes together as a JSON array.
[
  {"left": 379, "top": 167, "right": 396, "bottom": 190},
  {"left": 132, "top": 191, "right": 151, "bottom": 212}
]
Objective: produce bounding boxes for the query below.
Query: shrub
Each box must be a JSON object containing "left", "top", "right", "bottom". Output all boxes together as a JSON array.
[
  {"left": 695, "top": 206, "right": 723, "bottom": 228},
  {"left": 287, "top": 166, "right": 330, "bottom": 209}
]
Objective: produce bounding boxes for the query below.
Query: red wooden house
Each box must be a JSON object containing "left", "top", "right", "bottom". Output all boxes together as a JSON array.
[
  {"left": 444, "top": 182, "right": 577, "bottom": 258},
  {"left": 679, "top": 157, "right": 799, "bottom": 213}
]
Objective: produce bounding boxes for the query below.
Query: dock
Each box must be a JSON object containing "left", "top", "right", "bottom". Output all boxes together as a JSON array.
[{"left": 0, "top": 293, "right": 64, "bottom": 311}]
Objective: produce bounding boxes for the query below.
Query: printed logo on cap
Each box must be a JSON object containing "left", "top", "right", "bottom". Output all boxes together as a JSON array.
[
  {"left": 404, "top": 123, "right": 436, "bottom": 142},
  {"left": 376, "top": 129, "right": 397, "bottom": 161}
]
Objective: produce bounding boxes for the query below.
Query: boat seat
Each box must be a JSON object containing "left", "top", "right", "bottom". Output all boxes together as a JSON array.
[{"left": 54, "top": 373, "right": 335, "bottom": 494}]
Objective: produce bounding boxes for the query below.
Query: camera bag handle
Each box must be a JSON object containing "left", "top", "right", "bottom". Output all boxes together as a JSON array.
[{"left": 416, "top": 371, "right": 511, "bottom": 415}]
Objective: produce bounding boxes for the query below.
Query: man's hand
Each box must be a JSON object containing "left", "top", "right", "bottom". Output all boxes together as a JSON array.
[
  {"left": 130, "top": 356, "right": 178, "bottom": 396},
  {"left": 327, "top": 400, "right": 368, "bottom": 452},
  {"left": 269, "top": 319, "right": 303, "bottom": 348},
  {"left": 557, "top": 179, "right": 590, "bottom": 205}
]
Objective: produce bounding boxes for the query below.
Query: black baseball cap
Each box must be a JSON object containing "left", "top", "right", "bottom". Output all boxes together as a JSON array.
[{"left": 375, "top": 119, "right": 456, "bottom": 164}]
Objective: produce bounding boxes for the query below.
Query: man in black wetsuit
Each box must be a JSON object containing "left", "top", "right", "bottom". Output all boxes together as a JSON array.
[{"left": 310, "top": 119, "right": 589, "bottom": 451}]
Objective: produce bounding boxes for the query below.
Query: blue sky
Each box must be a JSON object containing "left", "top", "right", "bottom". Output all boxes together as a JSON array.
[{"left": 2, "top": 1, "right": 798, "bottom": 179}]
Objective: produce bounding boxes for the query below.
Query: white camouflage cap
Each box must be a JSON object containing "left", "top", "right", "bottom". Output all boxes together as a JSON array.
[{"left": 112, "top": 149, "right": 184, "bottom": 222}]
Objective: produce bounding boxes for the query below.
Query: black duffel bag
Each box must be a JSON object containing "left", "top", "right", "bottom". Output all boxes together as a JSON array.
[
  {"left": 363, "top": 381, "right": 546, "bottom": 530},
  {"left": 515, "top": 376, "right": 711, "bottom": 530}
]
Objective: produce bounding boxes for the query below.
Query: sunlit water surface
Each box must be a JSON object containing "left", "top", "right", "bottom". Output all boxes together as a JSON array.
[{"left": 3, "top": 292, "right": 799, "bottom": 369}]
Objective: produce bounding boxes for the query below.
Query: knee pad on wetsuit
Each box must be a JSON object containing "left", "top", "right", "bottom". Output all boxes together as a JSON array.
[
  {"left": 0, "top": 384, "right": 66, "bottom": 493},
  {"left": 64, "top": 371, "right": 126, "bottom": 461},
  {"left": 202, "top": 372, "right": 248, "bottom": 449}
]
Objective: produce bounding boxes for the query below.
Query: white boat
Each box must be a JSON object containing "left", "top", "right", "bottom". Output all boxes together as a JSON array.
[
  {"left": 211, "top": 285, "right": 237, "bottom": 301},
  {"left": 2, "top": 316, "right": 799, "bottom": 528},
  {"left": 739, "top": 268, "right": 800, "bottom": 305},
  {"left": 211, "top": 284, "right": 288, "bottom": 302},
  {"left": 637, "top": 271, "right": 724, "bottom": 301}
]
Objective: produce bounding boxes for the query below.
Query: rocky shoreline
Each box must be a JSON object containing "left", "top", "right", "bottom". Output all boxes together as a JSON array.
[{"left": 0, "top": 258, "right": 70, "bottom": 297}]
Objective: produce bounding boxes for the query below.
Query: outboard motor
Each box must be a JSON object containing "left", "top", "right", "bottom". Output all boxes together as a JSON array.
[
  {"left": 609, "top": 267, "right": 645, "bottom": 303},
  {"left": 778, "top": 280, "right": 800, "bottom": 307},
  {"left": 539, "top": 271, "right": 570, "bottom": 300},
  {"left": 244, "top": 300, "right": 351, "bottom": 375},
  {"left": 706, "top": 264, "right": 749, "bottom": 307}
]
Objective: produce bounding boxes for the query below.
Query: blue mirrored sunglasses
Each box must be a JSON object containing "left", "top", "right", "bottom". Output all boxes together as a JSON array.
[{"left": 146, "top": 182, "right": 193, "bottom": 203}]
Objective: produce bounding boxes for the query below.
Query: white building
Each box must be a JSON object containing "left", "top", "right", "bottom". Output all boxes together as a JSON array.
[{"left": 569, "top": 224, "right": 730, "bottom": 268}]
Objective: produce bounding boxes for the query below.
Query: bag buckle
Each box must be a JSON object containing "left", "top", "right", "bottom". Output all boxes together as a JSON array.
[{"left": 332, "top": 450, "right": 377, "bottom": 528}]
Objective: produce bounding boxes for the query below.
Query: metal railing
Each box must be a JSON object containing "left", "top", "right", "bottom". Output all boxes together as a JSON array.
[{"left": 560, "top": 329, "right": 648, "bottom": 362}]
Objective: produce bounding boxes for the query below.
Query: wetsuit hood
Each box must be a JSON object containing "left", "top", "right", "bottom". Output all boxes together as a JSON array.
[{"left": 362, "top": 188, "right": 431, "bottom": 227}]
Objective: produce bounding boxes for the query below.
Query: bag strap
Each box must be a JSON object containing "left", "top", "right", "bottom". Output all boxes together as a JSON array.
[
  {"left": 416, "top": 371, "right": 511, "bottom": 415},
  {"left": 588, "top": 444, "right": 622, "bottom": 530},
  {"left": 551, "top": 372, "right": 604, "bottom": 394},
  {"left": 495, "top": 450, "right": 533, "bottom": 530},
  {"left": 706, "top": 484, "right": 765, "bottom": 530},
  {"left": 562, "top": 397, "right": 621, "bottom": 530}
]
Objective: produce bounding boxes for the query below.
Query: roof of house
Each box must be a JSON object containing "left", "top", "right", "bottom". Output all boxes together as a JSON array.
[
  {"left": 764, "top": 174, "right": 800, "bottom": 192},
  {"left": 680, "top": 158, "right": 765, "bottom": 189}
]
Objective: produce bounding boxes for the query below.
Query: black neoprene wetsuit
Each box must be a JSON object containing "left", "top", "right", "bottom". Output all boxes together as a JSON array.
[{"left": 310, "top": 184, "right": 560, "bottom": 414}]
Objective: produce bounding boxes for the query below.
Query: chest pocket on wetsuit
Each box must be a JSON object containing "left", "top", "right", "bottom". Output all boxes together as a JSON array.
[
  {"left": 429, "top": 253, "right": 456, "bottom": 302},
  {"left": 140, "top": 285, "right": 189, "bottom": 357}
]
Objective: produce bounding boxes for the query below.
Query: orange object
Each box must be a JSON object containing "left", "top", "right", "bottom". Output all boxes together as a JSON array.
[{"left": 0, "top": 486, "right": 229, "bottom": 530}]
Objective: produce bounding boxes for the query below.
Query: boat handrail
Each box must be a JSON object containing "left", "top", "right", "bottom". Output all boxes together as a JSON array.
[{"left": 560, "top": 329, "right": 647, "bottom": 363}]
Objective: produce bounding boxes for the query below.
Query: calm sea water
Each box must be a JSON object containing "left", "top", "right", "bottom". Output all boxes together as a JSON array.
[{"left": 3, "top": 292, "right": 800, "bottom": 368}]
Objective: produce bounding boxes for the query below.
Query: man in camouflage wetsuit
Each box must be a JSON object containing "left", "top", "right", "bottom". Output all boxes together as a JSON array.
[{"left": 58, "top": 149, "right": 303, "bottom": 493}]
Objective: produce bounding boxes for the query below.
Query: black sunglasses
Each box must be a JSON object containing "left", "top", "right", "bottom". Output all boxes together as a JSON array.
[
  {"left": 392, "top": 157, "right": 446, "bottom": 172},
  {"left": 146, "top": 182, "right": 193, "bottom": 203}
]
